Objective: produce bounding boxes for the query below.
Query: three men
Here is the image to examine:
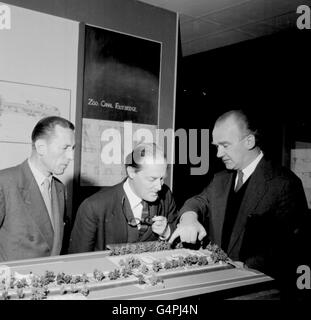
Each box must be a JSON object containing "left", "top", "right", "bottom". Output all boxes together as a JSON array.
[
  {"left": 0, "top": 116, "right": 75, "bottom": 262},
  {"left": 69, "top": 143, "right": 177, "bottom": 253},
  {"left": 1, "top": 109, "right": 309, "bottom": 299}
]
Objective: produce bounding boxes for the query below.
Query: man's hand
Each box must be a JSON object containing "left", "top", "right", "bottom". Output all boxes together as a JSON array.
[
  {"left": 169, "top": 211, "right": 207, "bottom": 244},
  {"left": 151, "top": 216, "right": 169, "bottom": 237}
]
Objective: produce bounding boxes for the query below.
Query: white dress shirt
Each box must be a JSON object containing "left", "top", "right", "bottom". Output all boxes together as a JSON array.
[
  {"left": 123, "top": 178, "right": 144, "bottom": 222},
  {"left": 235, "top": 151, "right": 264, "bottom": 188},
  {"left": 123, "top": 178, "right": 170, "bottom": 239}
]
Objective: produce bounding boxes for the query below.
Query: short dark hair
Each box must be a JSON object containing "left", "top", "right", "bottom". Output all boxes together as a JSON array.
[
  {"left": 125, "top": 143, "right": 166, "bottom": 173},
  {"left": 31, "top": 116, "right": 74, "bottom": 146},
  {"left": 215, "top": 109, "right": 262, "bottom": 147}
]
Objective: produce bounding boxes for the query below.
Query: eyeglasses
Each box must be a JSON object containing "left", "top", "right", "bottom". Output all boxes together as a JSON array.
[
  {"left": 121, "top": 197, "right": 153, "bottom": 227},
  {"left": 127, "top": 216, "right": 153, "bottom": 227}
]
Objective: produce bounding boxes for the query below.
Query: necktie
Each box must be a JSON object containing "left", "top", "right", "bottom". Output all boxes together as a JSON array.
[
  {"left": 42, "top": 178, "right": 54, "bottom": 229},
  {"left": 234, "top": 170, "right": 244, "bottom": 192},
  {"left": 139, "top": 200, "right": 149, "bottom": 236}
]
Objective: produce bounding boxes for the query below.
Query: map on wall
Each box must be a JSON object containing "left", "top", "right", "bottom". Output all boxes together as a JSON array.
[
  {"left": 81, "top": 118, "right": 157, "bottom": 186},
  {"left": 0, "top": 80, "right": 71, "bottom": 169}
]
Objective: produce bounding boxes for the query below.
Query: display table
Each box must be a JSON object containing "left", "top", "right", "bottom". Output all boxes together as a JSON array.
[{"left": 1, "top": 250, "right": 277, "bottom": 300}]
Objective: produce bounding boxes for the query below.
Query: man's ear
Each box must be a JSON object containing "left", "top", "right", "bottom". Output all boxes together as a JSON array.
[
  {"left": 34, "top": 139, "right": 47, "bottom": 156},
  {"left": 245, "top": 134, "right": 256, "bottom": 150},
  {"left": 126, "top": 166, "right": 136, "bottom": 179}
]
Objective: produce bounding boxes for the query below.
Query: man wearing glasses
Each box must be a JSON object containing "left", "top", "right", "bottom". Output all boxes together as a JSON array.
[
  {"left": 69, "top": 143, "right": 177, "bottom": 253},
  {"left": 169, "top": 109, "right": 309, "bottom": 298}
]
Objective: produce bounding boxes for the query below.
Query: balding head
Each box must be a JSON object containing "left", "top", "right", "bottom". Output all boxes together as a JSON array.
[
  {"left": 214, "top": 110, "right": 260, "bottom": 146},
  {"left": 212, "top": 110, "right": 261, "bottom": 170},
  {"left": 125, "top": 143, "right": 167, "bottom": 202}
]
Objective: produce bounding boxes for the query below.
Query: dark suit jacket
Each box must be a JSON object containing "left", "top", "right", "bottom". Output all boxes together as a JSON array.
[
  {"left": 180, "top": 158, "right": 309, "bottom": 278},
  {"left": 0, "top": 160, "right": 66, "bottom": 262},
  {"left": 69, "top": 182, "right": 178, "bottom": 253}
]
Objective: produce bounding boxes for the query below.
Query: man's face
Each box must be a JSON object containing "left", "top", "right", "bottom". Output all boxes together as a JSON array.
[
  {"left": 212, "top": 117, "right": 249, "bottom": 170},
  {"left": 40, "top": 125, "right": 75, "bottom": 175},
  {"left": 128, "top": 158, "right": 167, "bottom": 202}
]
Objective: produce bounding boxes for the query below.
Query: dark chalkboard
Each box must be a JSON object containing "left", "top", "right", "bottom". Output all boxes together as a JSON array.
[{"left": 82, "top": 25, "right": 161, "bottom": 125}]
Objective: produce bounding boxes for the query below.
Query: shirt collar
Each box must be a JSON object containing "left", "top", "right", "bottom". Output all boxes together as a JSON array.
[
  {"left": 28, "top": 159, "right": 52, "bottom": 187},
  {"left": 123, "top": 178, "right": 142, "bottom": 210},
  {"left": 241, "top": 151, "right": 264, "bottom": 182}
]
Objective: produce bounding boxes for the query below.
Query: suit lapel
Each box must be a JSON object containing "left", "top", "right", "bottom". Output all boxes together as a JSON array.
[
  {"left": 18, "top": 161, "right": 54, "bottom": 249},
  {"left": 121, "top": 194, "right": 135, "bottom": 242},
  {"left": 112, "top": 183, "right": 132, "bottom": 243},
  {"left": 213, "top": 172, "right": 234, "bottom": 246},
  {"left": 227, "top": 159, "right": 270, "bottom": 255}
]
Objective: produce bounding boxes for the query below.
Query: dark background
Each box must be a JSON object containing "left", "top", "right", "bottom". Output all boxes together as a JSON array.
[{"left": 173, "top": 28, "right": 311, "bottom": 208}]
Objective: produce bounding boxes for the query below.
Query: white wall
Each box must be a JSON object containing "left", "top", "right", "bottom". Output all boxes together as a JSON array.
[{"left": 0, "top": 3, "right": 79, "bottom": 212}]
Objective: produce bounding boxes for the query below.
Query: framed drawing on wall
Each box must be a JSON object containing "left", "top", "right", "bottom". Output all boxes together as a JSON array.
[
  {"left": 0, "top": 80, "right": 71, "bottom": 170},
  {"left": 282, "top": 117, "right": 311, "bottom": 209},
  {"left": 291, "top": 142, "right": 311, "bottom": 209},
  {"left": 80, "top": 25, "right": 162, "bottom": 187}
]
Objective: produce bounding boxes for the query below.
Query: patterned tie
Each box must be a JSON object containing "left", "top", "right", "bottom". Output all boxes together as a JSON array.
[
  {"left": 234, "top": 170, "right": 244, "bottom": 192},
  {"left": 139, "top": 200, "right": 149, "bottom": 236},
  {"left": 42, "top": 178, "right": 54, "bottom": 229}
]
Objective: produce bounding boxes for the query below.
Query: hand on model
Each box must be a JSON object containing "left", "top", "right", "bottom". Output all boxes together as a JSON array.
[{"left": 169, "top": 211, "right": 207, "bottom": 244}]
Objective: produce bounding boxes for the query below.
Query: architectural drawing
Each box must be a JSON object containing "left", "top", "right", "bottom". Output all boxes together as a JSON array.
[
  {"left": 291, "top": 148, "right": 311, "bottom": 208},
  {"left": 0, "top": 81, "right": 70, "bottom": 144},
  {"left": 81, "top": 118, "right": 157, "bottom": 186}
]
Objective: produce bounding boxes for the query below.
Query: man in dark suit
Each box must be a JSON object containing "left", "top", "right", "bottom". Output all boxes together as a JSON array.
[
  {"left": 170, "top": 110, "right": 309, "bottom": 296},
  {"left": 0, "top": 116, "right": 75, "bottom": 262},
  {"left": 69, "top": 143, "right": 177, "bottom": 253}
]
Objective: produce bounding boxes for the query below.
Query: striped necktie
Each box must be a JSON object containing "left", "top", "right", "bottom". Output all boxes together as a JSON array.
[
  {"left": 42, "top": 177, "right": 54, "bottom": 229},
  {"left": 139, "top": 200, "right": 149, "bottom": 235}
]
